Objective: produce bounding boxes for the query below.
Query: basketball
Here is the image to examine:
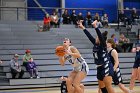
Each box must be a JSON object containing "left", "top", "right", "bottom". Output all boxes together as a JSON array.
[{"left": 55, "top": 45, "right": 66, "bottom": 56}]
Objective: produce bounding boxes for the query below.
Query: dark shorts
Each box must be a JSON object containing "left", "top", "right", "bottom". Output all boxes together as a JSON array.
[
  {"left": 97, "top": 62, "right": 114, "bottom": 81},
  {"left": 133, "top": 60, "right": 140, "bottom": 68},
  {"left": 112, "top": 67, "right": 123, "bottom": 85},
  {"left": 60, "top": 81, "right": 67, "bottom": 93}
]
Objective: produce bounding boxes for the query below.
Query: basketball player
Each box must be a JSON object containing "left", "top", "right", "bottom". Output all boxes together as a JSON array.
[
  {"left": 129, "top": 44, "right": 140, "bottom": 92},
  {"left": 106, "top": 39, "right": 130, "bottom": 93},
  {"left": 78, "top": 20, "right": 115, "bottom": 93},
  {"left": 57, "top": 38, "right": 89, "bottom": 93}
]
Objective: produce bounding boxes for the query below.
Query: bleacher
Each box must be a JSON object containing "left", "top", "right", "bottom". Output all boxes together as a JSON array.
[{"left": 0, "top": 21, "right": 136, "bottom": 89}]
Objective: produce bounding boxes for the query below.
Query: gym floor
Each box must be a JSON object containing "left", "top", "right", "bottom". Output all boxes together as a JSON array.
[{"left": 0, "top": 85, "right": 139, "bottom": 93}]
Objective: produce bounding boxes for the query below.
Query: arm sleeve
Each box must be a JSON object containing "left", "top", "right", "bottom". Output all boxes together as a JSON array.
[
  {"left": 23, "top": 55, "right": 27, "bottom": 63},
  {"left": 10, "top": 61, "right": 16, "bottom": 70},
  {"left": 83, "top": 29, "right": 96, "bottom": 44},
  {"left": 95, "top": 28, "right": 106, "bottom": 47},
  {"left": 33, "top": 62, "right": 37, "bottom": 68}
]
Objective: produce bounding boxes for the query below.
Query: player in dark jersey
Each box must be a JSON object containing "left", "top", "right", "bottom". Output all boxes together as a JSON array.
[
  {"left": 106, "top": 39, "right": 130, "bottom": 93},
  {"left": 129, "top": 45, "right": 140, "bottom": 92},
  {"left": 78, "top": 20, "right": 115, "bottom": 93}
]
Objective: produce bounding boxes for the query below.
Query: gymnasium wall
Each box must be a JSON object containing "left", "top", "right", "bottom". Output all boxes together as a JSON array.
[
  {"left": 124, "top": 0, "right": 140, "bottom": 9},
  {"left": 65, "top": 0, "right": 118, "bottom": 22},
  {"left": 27, "top": 0, "right": 60, "bottom": 20},
  {"left": 27, "top": 0, "right": 118, "bottom": 22}
]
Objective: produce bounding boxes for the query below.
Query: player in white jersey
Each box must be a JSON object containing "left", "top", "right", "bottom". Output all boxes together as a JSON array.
[{"left": 58, "top": 38, "right": 89, "bottom": 93}]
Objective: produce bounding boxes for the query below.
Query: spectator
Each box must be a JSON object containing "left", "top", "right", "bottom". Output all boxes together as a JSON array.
[
  {"left": 23, "top": 49, "right": 33, "bottom": 71},
  {"left": 54, "top": 8, "right": 60, "bottom": 18},
  {"left": 111, "top": 34, "right": 119, "bottom": 45},
  {"left": 85, "top": 12, "right": 93, "bottom": 28},
  {"left": 101, "top": 13, "right": 109, "bottom": 28},
  {"left": 93, "top": 13, "right": 103, "bottom": 28},
  {"left": 43, "top": 13, "right": 51, "bottom": 31},
  {"left": 27, "top": 58, "right": 40, "bottom": 79},
  {"left": 75, "top": 12, "right": 84, "bottom": 27},
  {"left": 10, "top": 54, "right": 24, "bottom": 79},
  {"left": 93, "top": 13, "right": 100, "bottom": 21},
  {"left": 62, "top": 10, "right": 71, "bottom": 24},
  {"left": 119, "top": 33, "right": 130, "bottom": 43},
  {"left": 118, "top": 10, "right": 126, "bottom": 22},
  {"left": 119, "top": 33, "right": 133, "bottom": 52},
  {"left": 131, "top": 9, "right": 140, "bottom": 25},
  {"left": 118, "top": 10, "right": 131, "bottom": 26},
  {"left": 50, "top": 12, "right": 60, "bottom": 28},
  {"left": 111, "top": 34, "right": 122, "bottom": 53},
  {"left": 54, "top": 9, "right": 62, "bottom": 24},
  {"left": 70, "top": 10, "right": 77, "bottom": 25},
  {"left": 77, "top": 12, "right": 84, "bottom": 21}
]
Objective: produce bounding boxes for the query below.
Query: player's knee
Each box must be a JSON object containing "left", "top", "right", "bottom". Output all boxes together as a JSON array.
[
  {"left": 138, "top": 77, "right": 140, "bottom": 81},
  {"left": 65, "top": 78, "right": 72, "bottom": 85},
  {"left": 104, "top": 81, "right": 112, "bottom": 89},
  {"left": 80, "top": 84, "right": 84, "bottom": 89},
  {"left": 131, "top": 75, "right": 136, "bottom": 81},
  {"left": 72, "top": 83, "right": 80, "bottom": 89},
  {"left": 103, "top": 77, "right": 112, "bottom": 87},
  {"left": 131, "top": 74, "right": 136, "bottom": 78}
]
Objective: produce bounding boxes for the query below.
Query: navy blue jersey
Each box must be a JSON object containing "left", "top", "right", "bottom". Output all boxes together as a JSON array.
[
  {"left": 108, "top": 48, "right": 123, "bottom": 85},
  {"left": 135, "top": 50, "right": 140, "bottom": 61},
  {"left": 83, "top": 28, "right": 110, "bottom": 65},
  {"left": 108, "top": 49, "right": 115, "bottom": 66},
  {"left": 133, "top": 50, "right": 140, "bottom": 68}
]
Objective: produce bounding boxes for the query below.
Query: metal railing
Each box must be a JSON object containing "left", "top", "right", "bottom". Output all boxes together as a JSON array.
[{"left": 0, "top": 6, "right": 104, "bottom": 21}]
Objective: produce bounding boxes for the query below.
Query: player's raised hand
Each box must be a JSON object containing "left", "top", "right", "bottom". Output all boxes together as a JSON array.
[
  {"left": 77, "top": 20, "right": 85, "bottom": 30},
  {"left": 92, "top": 20, "right": 98, "bottom": 28}
]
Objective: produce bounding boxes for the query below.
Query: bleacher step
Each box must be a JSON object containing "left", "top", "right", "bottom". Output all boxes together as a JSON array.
[{"left": 0, "top": 79, "right": 9, "bottom": 86}]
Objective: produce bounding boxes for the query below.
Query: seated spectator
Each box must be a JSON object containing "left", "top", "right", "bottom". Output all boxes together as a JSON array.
[
  {"left": 54, "top": 8, "right": 60, "bottom": 18},
  {"left": 131, "top": 9, "right": 140, "bottom": 25},
  {"left": 118, "top": 10, "right": 131, "bottom": 26},
  {"left": 119, "top": 33, "right": 130, "bottom": 43},
  {"left": 50, "top": 12, "right": 60, "bottom": 28},
  {"left": 10, "top": 54, "right": 24, "bottom": 79},
  {"left": 77, "top": 12, "right": 84, "bottom": 21},
  {"left": 71, "top": 10, "right": 77, "bottom": 25},
  {"left": 85, "top": 12, "right": 93, "bottom": 28},
  {"left": 111, "top": 34, "right": 122, "bottom": 52},
  {"left": 23, "top": 49, "right": 32, "bottom": 71},
  {"left": 38, "top": 24, "right": 43, "bottom": 32},
  {"left": 27, "top": 58, "right": 40, "bottom": 79},
  {"left": 118, "top": 10, "right": 126, "bottom": 22},
  {"left": 53, "top": 9, "right": 62, "bottom": 24},
  {"left": 119, "top": 33, "right": 133, "bottom": 52},
  {"left": 75, "top": 12, "right": 84, "bottom": 27},
  {"left": 62, "top": 10, "right": 71, "bottom": 24},
  {"left": 101, "top": 13, "right": 109, "bottom": 28},
  {"left": 111, "top": 34, "right": 119, "bottom": 44},
  {"left": 43, "top": 13, "right": 51, "bottom": 31},
  {"left": 93, "top": 13, "right": 103, "bottom": 28}
]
